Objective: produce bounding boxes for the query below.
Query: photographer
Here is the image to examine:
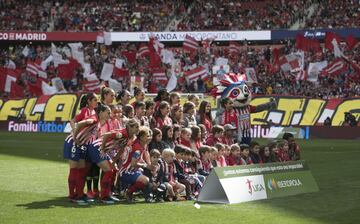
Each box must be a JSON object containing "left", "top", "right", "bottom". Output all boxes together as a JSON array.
[{"left": 344, "top": 112, "right": 358, "bottom": 127}]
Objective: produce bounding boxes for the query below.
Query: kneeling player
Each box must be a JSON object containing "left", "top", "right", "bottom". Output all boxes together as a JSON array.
[{"left": 120, "top": 125, "right": 153, "bottom": 203}]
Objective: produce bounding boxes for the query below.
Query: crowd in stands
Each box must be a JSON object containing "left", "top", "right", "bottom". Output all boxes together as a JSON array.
[
  {"left": 1, "top": 38, "right": 360, "bottom": 100},
  {"left": 0, "top": 0, "right": 189, "bottom": 32},
  {"left": 1, "top": 0, "right": 359, "bottom": 32},
  {"left": 175, "top": 0, "right": 312, "bottom": 31},
  {"left": 64, "top": 87, "right": 302, "bottom": 203},
  {"left": 305, "top": 0, "right": 360, "bottom": 29}
]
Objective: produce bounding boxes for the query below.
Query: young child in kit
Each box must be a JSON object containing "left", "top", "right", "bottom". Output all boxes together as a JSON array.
[
  {"left": 143, "top": 149, "right": 167, "bottom": 202},
  {"left": 183, "top": 149, "right": 205, "bottom": 196},
  {"left": 160, "top": 148, "right": 186, "bottom": 201},
  {"left": 173, "top": 145, "right": 194, "bottom": 200},
  {"left": 210, "top": 147, "right": 218, "bottom": 168},
  {"left": 205, "top": 125, "right": 224, "bottom": 146},
  {"left": 197, "top": 146, "right": 213, "bottom": 176},
  {"left": 227, "top": 144, "right": 241, "bottom": 166},
  {"left": 239, "top": 144, "right": 253, "bottom": 165},
  {"left": 277, "top": 139, "right": 290, "bottom": 162},
  {"left": 249, "top": 141, "right": 262, "bottom": 164},
  {"left": 214, "top": 143, "right": 227, "bottom": 167}
]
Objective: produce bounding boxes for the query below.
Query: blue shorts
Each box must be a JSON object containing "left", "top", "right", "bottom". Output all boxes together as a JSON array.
[
  {"left": 63, "top": 138, "right": 86, "bottom": 161},
  {"left": 121, "top": 170, "right": 142, "bottom": 187},
  {"left": 86, "top": 143, "right": 109, "bottom": 164}
]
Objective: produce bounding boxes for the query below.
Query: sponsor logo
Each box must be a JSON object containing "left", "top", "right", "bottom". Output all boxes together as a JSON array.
[
  {"left": 8, "top": 121, "right": 38, "bottom": 132},
  {"left": 139, "top": 33, "right": 146, "bottom": 40},
  {"left": 303, "top": 31, "right": 326, "bottom": 38},
  {"left": 267, "top": 178, "right": 302, "bottom": 191},
  {"left": 8, "top": 121, "right": 68, "bottom": 133},
  {"left": 267, "top": 179, "right": 278, "bottom": 191},
  {"left": 0, "top": 32, "right": 47, "bottom": 41},
  {"left": 245, "top": 179, "right": 265, "bottom": 195}
]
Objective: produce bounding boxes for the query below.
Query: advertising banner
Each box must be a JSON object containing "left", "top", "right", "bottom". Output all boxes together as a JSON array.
[
  {"left": 0, "top": 95, "right": 359, "bottom": 127},
  {"left": 0, "top": 31, "right": 98, "bottom": 42},
  {"left": 271, "top": 28, "right": 360, "bottom": 40},
  {"left": 198, "top": 161, "right": 318, "bottom": 204},
  {"left": 111, "top": 31, "right": 271, "bottom": 42},
  {"left": 6, "top": 120, "right": 71, "bottom": 133}
]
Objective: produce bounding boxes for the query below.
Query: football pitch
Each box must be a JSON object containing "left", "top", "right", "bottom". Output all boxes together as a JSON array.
[{"left": 0, "top": 132, "right": 359, "bottom": 224}]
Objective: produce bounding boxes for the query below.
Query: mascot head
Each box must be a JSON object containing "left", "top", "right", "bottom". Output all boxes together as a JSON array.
[{"left": 212, "top": 73, "right": 251, "bottom": 107}]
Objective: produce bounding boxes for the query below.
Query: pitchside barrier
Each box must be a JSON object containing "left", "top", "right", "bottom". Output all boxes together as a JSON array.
[
  {"left": 1, "top": 94, "right": 359, "bottom": 126},
  {"left": 198, "top": 160, "right": 319, "bottom": 204}
]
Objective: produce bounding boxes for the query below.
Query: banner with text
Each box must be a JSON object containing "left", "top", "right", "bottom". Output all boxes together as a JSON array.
[
  {"left": 0, "top": 95, "right": 359, "bottom": 127},
  {"left": 0, "top": 31, "right": 98, "bottom": 42},
  {"left": 111, "top": 31, "right": 271, "bottom": 42},
  {"left": 198, "top": 160, "right": 318, "bottom": 204}
]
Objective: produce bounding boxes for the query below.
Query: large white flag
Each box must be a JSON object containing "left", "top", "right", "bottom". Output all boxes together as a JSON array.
[
  {"left": 108, "top": 78, "right": 122, "bottom": 92},
  {"left": 307, "top": 61, "right": 328, "bottom": 82},
  {"left": 41, "top": 81, "right": 58, "bottom": 95},
  {"left": 161, "top": 49, "right": 174, "bottom": 64},
  {"left": 68, "top": 42, "right": 85, "bottom": 65},
  {"left": 215, "top": 57, "right": 229, "bottom": 66},
  {"left": 100, "top": 63, "right": 114, "bottom": 81},
  {"left": 40, "top": 55, "right": 54, "bottom": 70},
  {"left": 166, "top": 72, "right": 177, "bottom": 92}
]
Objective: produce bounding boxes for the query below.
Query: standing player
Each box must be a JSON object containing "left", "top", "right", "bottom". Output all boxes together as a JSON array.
[
  {"left": 86, "top": 87, "right": 115, "bottom": 199},
  {"left": 63, "top": 93, "right": 97, "bottom": 203}
]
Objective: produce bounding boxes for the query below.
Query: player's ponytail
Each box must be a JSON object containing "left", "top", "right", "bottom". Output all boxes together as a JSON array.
[
  {"left": 133, "top": 87, "right": 141, "bottom": 96},
  {"left": 79, "top": 93, "right": 97, "bottom": 109},
  {"left": 95, "top": 103, "right": 109, "bottom": 115},
  {"left": 100, "top": 86, "right": 113, "bottom": 103}
]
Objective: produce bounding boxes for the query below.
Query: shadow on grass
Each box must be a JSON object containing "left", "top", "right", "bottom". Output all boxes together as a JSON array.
[{"left": 15, "top": 197, "right": 146, "bottom": 209}]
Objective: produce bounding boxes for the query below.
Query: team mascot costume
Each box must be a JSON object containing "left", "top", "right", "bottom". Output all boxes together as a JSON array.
[{"left": 213, "top": 73, "right": 277, "bottom": 144}]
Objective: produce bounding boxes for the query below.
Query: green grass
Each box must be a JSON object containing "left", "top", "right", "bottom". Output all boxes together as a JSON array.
[{"left": 0, "top": 132, "right": 360, "bottom": 224}]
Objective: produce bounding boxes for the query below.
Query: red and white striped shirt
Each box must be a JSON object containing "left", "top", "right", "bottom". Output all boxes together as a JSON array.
[
  {"left": 75, "top": 115, "right": 99, "bottom": 145},
  {"left": 234, "top": 105, "right": 256, "bottom": 138},
  {"left": 93, "top": 129, "right": 128, "bottom": 152},
  {"left": 155, "top": 116, "right": 173, "bottom": 129},
  {"left": 119, "top": 137, "right": 142, "bottom": 175},
  {"left": 75, "top": 107, "right": 95, "bottom": 122}
]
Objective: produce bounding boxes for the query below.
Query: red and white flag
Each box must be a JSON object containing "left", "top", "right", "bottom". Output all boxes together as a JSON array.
[
  {"left": 152, "top": 69, "right": 168, "bottom": 82},
  {"left": 229, "top": 41, "right": 241, "bottom": 55},
  {"left": 0, "top": 68, "right": 24, "bottom": 98},
  {"left": 279, "top": 53, "right": 303, "bottom": 72},
  {"left": 325, "top": 32, "right": 341, "bottom": 51},
  {"left": 183, "top": 35, "right": 199, "bottom": 52},
  {"left": 149, "top": 35, "right": 164, "bottom": 55},
  {"left": 345, "top": 35, "right": 358, "bottom": 50},
  {"left": 321, "top": 58, "right": 347, "bottom": 77},
  {"left": 83, "top": 73, "right": 102, "bottom": 92},
  {"left": 137, "top": 43, "right": 150, "bottom": 58},
  {"left": 184, "top": 66, "right": 208, "bottom": 81},
  {"left": 307, "top": 61, "right": 328, "bottom": 82},
  {"left": 202, "top": 37, "right": 214, "bottom": 54},
  {"left": 295, "top": 69, "right": 307, "bottom": 81},
  {"left": 26, "top": 61, "right": 47, "bottom": 78}
]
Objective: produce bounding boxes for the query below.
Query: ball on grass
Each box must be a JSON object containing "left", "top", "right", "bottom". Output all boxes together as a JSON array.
[{"left": 194, "top": 203, "right": 201, "bottom": 209}]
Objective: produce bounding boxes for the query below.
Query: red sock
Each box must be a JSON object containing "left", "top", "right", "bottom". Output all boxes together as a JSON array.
[
  {"left": 68, "top": 168, "right": 78, "bottom": 198},
  {"left": 100, "top": 171, "right": 112, "bottom": 199},
  {"left": 76, "top": 167, "right": 87, "bottom": 198},
  {"left": 111, "top": 170, "right": 116, "bottom": 188},
  {"left": 128, "top": 181, "right": 145, "bottom": 194}
]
